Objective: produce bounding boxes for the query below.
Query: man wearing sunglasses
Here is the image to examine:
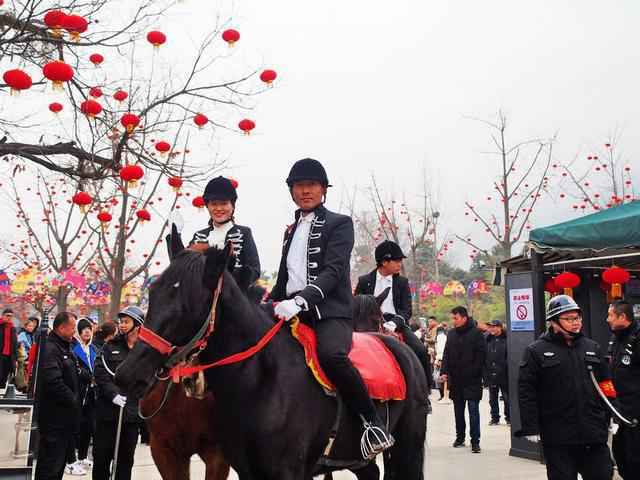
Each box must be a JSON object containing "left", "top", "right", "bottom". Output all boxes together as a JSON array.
[{"left": 516, "top": 294, "right": 613, "bottom": 480}]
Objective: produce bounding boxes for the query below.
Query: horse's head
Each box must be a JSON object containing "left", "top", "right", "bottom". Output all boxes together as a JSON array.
[
  {"left": 352, "top": 289, "right": 388, "bottom": 333},
  {"left": 115, "top": 241, "right": 235, "bottom": 398}
]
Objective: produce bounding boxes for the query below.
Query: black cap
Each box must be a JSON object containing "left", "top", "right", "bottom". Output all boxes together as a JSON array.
[
  {"left": 203, "top": 176, "right": 238, "bottom": 203},
  {"left": 488, "top": 320, "right": 503, "bottom": 328},
  {"left": 77, "top": 318, "right": 93, "bottom": 334},
  {"left": 286, "top": 158, "right": 330, "bottom": 187},
  {"left": 375, "top": 240, "right": 407, "bottom": 264}
]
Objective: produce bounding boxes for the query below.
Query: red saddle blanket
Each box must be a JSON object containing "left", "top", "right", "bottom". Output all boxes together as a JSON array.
[{"left": 291, "top": 321, "right": 406, "bottom": 401}]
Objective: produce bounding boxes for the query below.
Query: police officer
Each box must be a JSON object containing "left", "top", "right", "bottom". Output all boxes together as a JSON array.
[
  {"left": 517, "top": 295, "right": 613, "bottom": 480},
  {"left": 606, "top": 299, "right": 640, "bottom": 479},
  {"left": 34, "top": 312, "right": 81, "bottom": 480},
  {"left": 354, "top": 240, "right": 434, "bottom": 396},
  {"left": 93, "top": 306, "right": 145, "bottom": 480},
  {"left": 189, "top": 176, "right": 260, "bottom": 290},
  {"left": 271, "top": 158, "right": 394, "bottom": 459}
]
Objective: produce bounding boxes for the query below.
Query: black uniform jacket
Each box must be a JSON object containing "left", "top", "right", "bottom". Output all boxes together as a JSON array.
[
  {"left": 94, "top": 335, "right": 142, "bottom": 424},
  {"left": 485, "top": 333, "right": 508, "bottom": 387},
  {"left": 354, "top": 270, "right": 412, "bottom": 322},
  {"left": 37, "top": 332, "right": 81, "bottom": 432},
  {"left": 271, "top": 205, "right": 354, "bottom": 321},
  {"left": 441, "top": 319, "right": 487, "bottom": 401},
  {"left": 609, "top": 321, "right": 640, "bottom": 420},
  {"left": 517, "top": 329, "right": 610, "bottom": 445},
  {"left": 190, "top": 222, "right": 261, "bottom": 288}
]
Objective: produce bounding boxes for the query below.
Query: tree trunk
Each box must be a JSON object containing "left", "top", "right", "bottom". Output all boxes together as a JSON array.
[{"left": 108, "top": 281, "right": 123, "bottom": 320}]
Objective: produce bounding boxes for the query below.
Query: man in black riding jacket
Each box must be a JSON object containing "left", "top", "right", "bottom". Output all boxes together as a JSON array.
[
  {"left": 93, "top": 306, "right": 145, "bottom": 480},
  {"left": 271, "top": 158, "right": 394, "bottom": 459},
  {"left": 516, "top": 295, "right": 613, "bottom": 480},
  {"left": 606, "top": 299, "right": 640, "bottom": 479}
]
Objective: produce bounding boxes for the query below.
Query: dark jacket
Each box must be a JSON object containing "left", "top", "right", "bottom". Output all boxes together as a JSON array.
[
  {"left": 517, "top": 329, "right": 610, "bottom": 445},
  {"left": 608, "top": 321, "right": 640, "bottom": 420},
  {"left": 190, "top": 223, "right": 261, "bottom": 288},
  {"left": 485, "top": 332, "right": 508, "bottom": 387},
  {"left": 354, "top": 270, "right": 412, "bottom": 322},
  {"left": 271, "top": 205, "right": 354, "bottom": 320},
  {"left": 72, "top": 341, "right": 97, "bottom": 409},
  {"left": 441, "top": 319, "right": 487, "bottom": 400},
  {"left": 37, "top": 332, "right": 81, "bottom": 432},
  {"left": 94, "top": 335, "right": 142, "bottom": 424}
]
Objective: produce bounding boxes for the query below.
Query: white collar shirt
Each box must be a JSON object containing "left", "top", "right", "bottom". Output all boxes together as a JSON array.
[
  {"left": 286, "top": 213, "right": 315, "bottom": 296},
  {"left": 207, "top": 221, "right": 234, "bottom": 249},
  {"left": 374, "top": 271, "right": 396, "bottom": 315}
]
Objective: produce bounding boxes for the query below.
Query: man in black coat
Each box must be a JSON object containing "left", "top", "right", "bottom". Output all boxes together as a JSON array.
[
  {"left": 0, "top": 308, "right": 18, "bottom": 389},
  {"left": 484, "top": 320, "right": 509, "bottom": 425},
  {"left": 271, "top": 158, "right": 393, "bottom": 459},
  {"left": 606, "top": 299, "right": 640, "bottom": 479},
  {"left": 35, "top": 312, "right": 81, "bottom": 480},
  {"left": 354, "top": 240, "right": 433, "bottom": 394},
  {"left": 516, "top": 295, "right": 613, "bottom": 480},
  {"left": 440, "top": 306, "right": 487, "bottom": 453}
]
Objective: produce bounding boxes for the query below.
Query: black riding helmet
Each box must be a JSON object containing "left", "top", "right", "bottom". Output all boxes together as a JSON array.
[
  {"left": 375, "top": 240, "right": 406, "bottom": 264},
  {"left": 203, "top": 176, "right": 238, "bottom": 203},
  {"left": 286, "top": 158, "right": 331, "bottom": 188}
]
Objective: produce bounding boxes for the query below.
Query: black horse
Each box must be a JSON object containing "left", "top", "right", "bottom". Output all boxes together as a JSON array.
[{"left": 116, "top": 244, "right": 427, "bottom": 480}]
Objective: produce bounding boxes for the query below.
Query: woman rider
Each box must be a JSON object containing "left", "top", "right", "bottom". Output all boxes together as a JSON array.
[{"left": 189, "top": 176, "right": 260, "bottom": 290}]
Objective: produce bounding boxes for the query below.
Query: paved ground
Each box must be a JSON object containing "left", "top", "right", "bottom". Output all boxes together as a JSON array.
[{"left": 65, "top": 393, "right": 552, "bottom": 479}]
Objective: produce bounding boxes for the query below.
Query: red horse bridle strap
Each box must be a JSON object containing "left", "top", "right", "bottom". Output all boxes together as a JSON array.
[
  {"left": 138, "top": 326, "right": 175, "bottom": 355},
  {"left": 168, "top": 318, "right": 286, "bottom": 380}
]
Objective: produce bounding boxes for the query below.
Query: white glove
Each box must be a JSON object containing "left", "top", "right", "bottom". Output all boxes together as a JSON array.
[
  {"left": 383, "top": 321, "right": 397, "bottom": 333},
  {"left": 112, "top": 394, "right": 127, "bottom": 408},
  {"left": 169, "top": 210, "right": 184, "bottom": 234},
  {"left": 523, "top": 435, "right": 540, "bottom": 443},
  {"left": 610, "top": 422, "right": 620, "bottom": 435},
  {"left": 274, "top": 299, "right": 301, "bottom": 321}
]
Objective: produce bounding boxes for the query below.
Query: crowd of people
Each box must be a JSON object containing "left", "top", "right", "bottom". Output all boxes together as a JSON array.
[{"left": 1, "top": 158, "right": 636, "bottom": 480}]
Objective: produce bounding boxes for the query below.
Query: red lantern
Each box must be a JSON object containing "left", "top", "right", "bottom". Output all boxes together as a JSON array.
[
  {"left": 43, "top": 61, "right": 74, "bottom": 90},
  {"left": 136, "top": 209, "right": 151, "bottom": 222},
  {"left": 260, "top": 69, "right": 277, "bottom": 85},
  {"left": 154, "top": 141, "right": 171, "bottom": 154},
  {"left": 3, "top": 69, "right": 32, "bottom": 94},
  {"left": 238, "top": 119, "right": 255, "bottom": 135},
  {"left": 62, "top": 14, "right": 88, "bottom": 41},
  {"left": 113, "top": 90, "right": 128, "bottom": 102},
  {"left": 72, "top": 191, "right": 93, "bottom": 213},
  {"left": 192, "top": 196, "right": 205, "bottom": 209},
  {"left": 222, "top": 29, "right": 240, "bottom": 46},
  {"left": 168, "top": 176, "right": 183, "bottom": 192},
  {"left": 602, "top": 266, "right": 630, "bottom": 299},
  {"left": 49, "top": 102, "right": 63, "bottom": 114},
  {"left": 544, "top": 278, "right": 561, "bottom": 295},
  {"left": 80, "top": 99, "right": 102, "bottom": 118},
  {"left": 120, "top": 113, "right": 140, "bottom": 133},
  {"left": 89, "top": 53, "right": 104, "bottom": 66},
  {"left": 229, "top": 178, "right": 239, "bottom": 189},
  {"left": 89, "top": 87, "right": 102, "bottom": 98},
  {"left": 193, "top": 113, "right": 208, "bottom": 128},
  {"left": 44, "top": 10, "right": 67, "bottom": 37},
  {"left": 97, "top": 211, "right": 112, "bottom": 227},
  {"left": 119, "top": 164, "right": 144, "bottom": 187},
  {"left": 555, "top": 271, "right": 581, "bottom": 297},
  {"left": 147, "top": 31, "right": 166, "bottom": 48}
]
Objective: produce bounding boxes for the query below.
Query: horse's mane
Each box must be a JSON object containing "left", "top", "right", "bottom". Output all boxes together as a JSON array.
[
  {"left": 153, "top": 249, "right": 210, "bottom": 308},
  {"left": 353, "top": 294, "right": 383, "bottom": 332}
]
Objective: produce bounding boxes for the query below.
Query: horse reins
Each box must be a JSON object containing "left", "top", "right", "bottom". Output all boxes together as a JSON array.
[{"left": 138, "top": 273, "right": 286, "bottom": 382}]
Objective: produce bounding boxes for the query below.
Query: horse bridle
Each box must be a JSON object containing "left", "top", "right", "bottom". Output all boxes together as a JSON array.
[{"left": 138, "top": 275, "right": 224, "bottom": 374}]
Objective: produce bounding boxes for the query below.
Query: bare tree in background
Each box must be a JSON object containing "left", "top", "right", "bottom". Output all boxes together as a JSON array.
[{"left": 457, "top": 111, "right": 555, "bottom": 262}]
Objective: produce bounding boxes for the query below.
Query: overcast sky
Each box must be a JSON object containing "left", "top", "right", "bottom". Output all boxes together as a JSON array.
[{"left": 2, "top": 0, "right": 640, "bottom": 276}]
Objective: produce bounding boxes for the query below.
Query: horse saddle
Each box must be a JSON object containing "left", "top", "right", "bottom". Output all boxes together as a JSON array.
[{"left": 291, "top": 320, "right": 406, "bottom": 401}]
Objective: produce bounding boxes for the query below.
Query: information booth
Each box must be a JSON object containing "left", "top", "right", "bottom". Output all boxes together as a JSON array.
[
  {"left": 0, "top": 316, "right": 51, "bottom": 480},
  {"left": 500, "top": 202, "right": 640, "bottom": 460}
]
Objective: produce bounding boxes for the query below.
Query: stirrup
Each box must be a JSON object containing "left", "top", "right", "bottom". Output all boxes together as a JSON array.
[{"left": 360, "top": 420, "right": 394, "bottom": 460}]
